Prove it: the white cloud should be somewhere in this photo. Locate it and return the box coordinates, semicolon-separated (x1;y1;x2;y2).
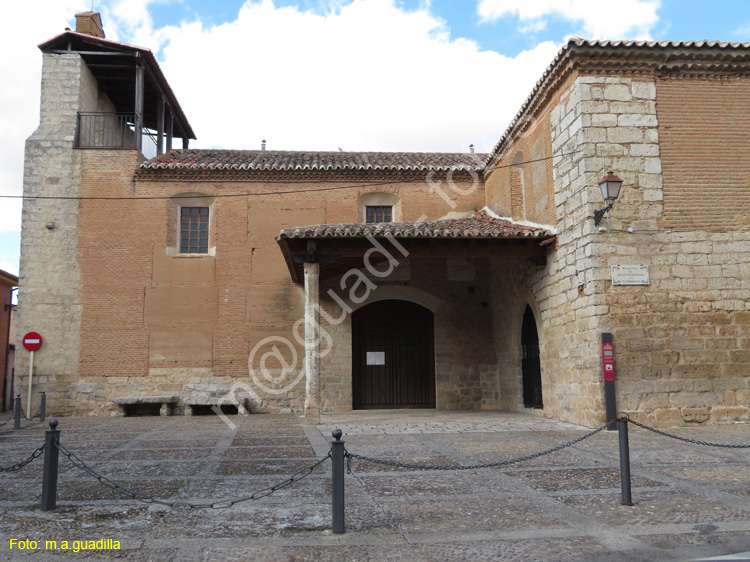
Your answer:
477;0;661;40
0;260;19;278
0;0;562;244
733;22;750;39
157;0;559;153
0;1;91;233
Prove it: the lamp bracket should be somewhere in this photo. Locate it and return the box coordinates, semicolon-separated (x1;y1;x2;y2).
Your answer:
594;201;616;226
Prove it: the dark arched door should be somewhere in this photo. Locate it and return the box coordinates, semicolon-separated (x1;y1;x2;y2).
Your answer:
352;300;435;409
522;305;543;409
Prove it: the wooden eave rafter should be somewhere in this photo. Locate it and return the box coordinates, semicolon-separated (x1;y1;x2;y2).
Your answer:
277;236;551;284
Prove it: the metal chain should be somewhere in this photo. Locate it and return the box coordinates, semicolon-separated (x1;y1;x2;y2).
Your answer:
56;441;332;509
0;443;46;473
345;423;610;473
626;418;750;449
22;407;42;422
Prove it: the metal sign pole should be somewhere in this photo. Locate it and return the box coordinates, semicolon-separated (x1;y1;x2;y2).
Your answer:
22;333;43;420
27;350;34;421
602;333;617;430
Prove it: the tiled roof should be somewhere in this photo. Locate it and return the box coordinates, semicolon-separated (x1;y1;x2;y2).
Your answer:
491;38;750;160
141;149;489;172
568;38;750;49
277;210;554;240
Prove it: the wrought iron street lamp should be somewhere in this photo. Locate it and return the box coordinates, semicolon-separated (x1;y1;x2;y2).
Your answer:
594;171;624;226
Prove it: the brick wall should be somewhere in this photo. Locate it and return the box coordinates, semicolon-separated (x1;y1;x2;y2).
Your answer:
0;281;14;410
657;76;750;230
70;160;486;414
485;82;561;226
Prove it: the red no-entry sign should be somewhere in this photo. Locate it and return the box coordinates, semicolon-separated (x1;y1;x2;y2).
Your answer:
22;332;43;352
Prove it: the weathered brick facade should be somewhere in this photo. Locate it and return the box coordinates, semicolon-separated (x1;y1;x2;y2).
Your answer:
16;23;750;426
1;270;17;412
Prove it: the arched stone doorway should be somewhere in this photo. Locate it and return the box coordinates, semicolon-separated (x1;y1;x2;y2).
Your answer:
522;304;543;409
352;299;435;409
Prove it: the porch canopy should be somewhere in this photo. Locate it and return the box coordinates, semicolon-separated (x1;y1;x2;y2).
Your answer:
276;209;556;284
276;210;556;419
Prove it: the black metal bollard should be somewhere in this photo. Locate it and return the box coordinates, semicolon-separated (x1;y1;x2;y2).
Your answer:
618;418;633;506
331;429;345;534
40;392;46;423
13;394;21;430
41;419;60;512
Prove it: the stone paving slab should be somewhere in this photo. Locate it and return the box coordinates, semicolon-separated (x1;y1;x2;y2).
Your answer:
0;410;749;561
507;467;662;491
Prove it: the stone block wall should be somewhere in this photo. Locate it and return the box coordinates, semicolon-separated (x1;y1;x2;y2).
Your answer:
319;257;498;412
16;54;94;416
603;75;750;425
535;72;750;426
487;258;547;413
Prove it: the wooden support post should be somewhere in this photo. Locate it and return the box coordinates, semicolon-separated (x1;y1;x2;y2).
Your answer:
156;97;165;156
166;108;173;152
134;63;145;152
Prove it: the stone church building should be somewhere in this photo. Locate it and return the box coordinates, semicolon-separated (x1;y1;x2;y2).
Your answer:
16;12;750;426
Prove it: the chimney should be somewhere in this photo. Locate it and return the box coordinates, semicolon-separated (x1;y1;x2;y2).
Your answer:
261;139;266;151
469;144;475;153
75;12;105;38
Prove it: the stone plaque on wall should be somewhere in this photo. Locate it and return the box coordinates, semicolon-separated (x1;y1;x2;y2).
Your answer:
611;265;650;286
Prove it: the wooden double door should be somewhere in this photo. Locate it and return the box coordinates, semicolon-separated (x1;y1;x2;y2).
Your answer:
352;300;436;409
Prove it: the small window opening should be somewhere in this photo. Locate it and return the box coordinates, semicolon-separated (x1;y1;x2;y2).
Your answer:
366;205;392;223
180;207;209;253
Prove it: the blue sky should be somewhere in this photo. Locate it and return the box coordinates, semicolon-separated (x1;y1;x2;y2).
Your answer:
0;0;749;278
144;0;750;55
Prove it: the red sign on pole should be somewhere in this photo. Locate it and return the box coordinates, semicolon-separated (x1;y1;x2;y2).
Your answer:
22;332;43;352
602;341;615;382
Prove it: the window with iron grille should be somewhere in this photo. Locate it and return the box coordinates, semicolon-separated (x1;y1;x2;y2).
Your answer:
180;207;209;253
365;205;392;223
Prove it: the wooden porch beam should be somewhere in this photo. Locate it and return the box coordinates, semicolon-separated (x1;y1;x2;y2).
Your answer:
286;238;549;259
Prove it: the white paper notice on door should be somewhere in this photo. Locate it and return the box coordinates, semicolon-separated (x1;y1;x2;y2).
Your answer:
366;351;385;365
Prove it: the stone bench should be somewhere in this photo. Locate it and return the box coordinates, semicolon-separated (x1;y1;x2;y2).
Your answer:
183;398;251;416
112;395;178;417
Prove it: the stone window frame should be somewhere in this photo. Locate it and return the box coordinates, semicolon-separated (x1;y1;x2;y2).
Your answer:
166;193;216;257
359;192;402;223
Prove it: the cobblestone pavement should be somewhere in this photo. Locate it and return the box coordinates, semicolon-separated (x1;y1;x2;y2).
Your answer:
0;410;748;561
